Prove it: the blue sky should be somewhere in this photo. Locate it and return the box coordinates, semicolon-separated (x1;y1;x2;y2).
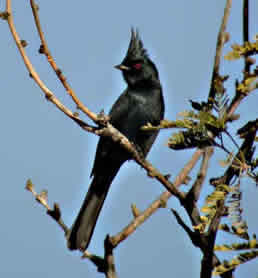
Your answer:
0;1;257;277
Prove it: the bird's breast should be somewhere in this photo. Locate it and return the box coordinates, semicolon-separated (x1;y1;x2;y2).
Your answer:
129;90;162;118
129;91;147;106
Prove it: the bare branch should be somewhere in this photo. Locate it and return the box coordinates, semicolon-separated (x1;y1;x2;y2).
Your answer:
25;180;69;235
171;209;200;248
104;236;118;278
186;147;214;205
243;0;250;75
178;147;213;228
208;0;232;102
29;0;97;121
26;179;118;278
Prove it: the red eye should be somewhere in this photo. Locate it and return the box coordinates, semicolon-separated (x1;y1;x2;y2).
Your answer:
133;63;142;70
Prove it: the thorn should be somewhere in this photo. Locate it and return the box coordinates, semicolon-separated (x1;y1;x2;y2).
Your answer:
131;204;141;218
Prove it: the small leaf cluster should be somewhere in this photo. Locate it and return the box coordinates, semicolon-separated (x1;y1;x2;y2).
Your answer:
168;99;227;150
224;41;258;61
213;249;258;276
215;235;258;251
194;184;230;233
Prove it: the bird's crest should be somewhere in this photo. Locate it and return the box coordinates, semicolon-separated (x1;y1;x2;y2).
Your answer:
125;28;148;61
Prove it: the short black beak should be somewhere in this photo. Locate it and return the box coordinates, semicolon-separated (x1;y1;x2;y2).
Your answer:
114;64;130;71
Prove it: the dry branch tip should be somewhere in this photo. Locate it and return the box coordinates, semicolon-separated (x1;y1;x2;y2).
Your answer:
0;11;10;20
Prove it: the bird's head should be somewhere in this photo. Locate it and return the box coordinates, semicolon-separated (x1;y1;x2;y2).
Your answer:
115;29;160;88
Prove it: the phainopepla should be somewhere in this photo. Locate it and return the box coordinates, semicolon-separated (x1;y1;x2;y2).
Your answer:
67;29;165;251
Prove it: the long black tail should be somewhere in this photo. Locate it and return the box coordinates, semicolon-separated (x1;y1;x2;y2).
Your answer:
67;164;122;251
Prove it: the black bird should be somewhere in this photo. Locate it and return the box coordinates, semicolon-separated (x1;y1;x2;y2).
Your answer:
67;29;165;251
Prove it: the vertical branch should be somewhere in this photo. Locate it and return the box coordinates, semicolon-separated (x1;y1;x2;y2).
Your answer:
243;0;250;74
208;0;232;102
186;147;213;205
200;201;225;278
104;236;118;278
227;0;252;116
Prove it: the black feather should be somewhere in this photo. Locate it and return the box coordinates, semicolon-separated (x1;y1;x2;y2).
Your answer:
67;29;165;251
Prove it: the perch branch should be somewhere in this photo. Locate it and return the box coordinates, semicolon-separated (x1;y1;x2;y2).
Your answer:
5;0;183;198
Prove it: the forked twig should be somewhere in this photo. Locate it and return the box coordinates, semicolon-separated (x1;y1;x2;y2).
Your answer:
30;0;97;121
26;179;118;277
25;180;69;235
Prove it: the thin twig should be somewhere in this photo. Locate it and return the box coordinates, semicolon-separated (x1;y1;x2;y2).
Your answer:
186;147;214;204
227;0;253;116
25;180;69;235
30;0;97;121
226;92;246;116
208;0;232;102
243;0;250;75
211;124;257;187
171;209;200;247
224;130;240;149
6;0;80;122
26;179;117;278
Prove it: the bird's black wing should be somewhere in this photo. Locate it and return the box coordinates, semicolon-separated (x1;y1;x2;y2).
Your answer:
91;89;130;177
